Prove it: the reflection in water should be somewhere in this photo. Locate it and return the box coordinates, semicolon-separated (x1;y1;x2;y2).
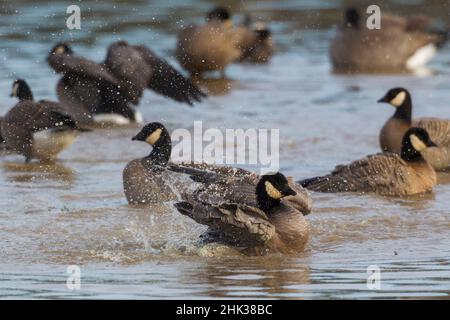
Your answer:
2;161;75;185
193;76;236;96
186;256;311;298
436;171;450;185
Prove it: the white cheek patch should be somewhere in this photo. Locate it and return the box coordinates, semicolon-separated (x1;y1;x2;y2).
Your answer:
410;134;427;152
146;128;162;145
390;91;406;107
11;83;19;97
55;46;66;54
265;181;283;199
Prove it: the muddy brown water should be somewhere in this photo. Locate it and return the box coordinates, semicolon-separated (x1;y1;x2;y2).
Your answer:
0;0;450;298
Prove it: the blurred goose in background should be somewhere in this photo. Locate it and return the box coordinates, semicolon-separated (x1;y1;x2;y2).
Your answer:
378;88;450;171
176;6;241;77
1;79;89;162
299;128;437;196
174;172;311;255
235;15;274;63
47;42;205;125
105;41;206;105
330;8;447;74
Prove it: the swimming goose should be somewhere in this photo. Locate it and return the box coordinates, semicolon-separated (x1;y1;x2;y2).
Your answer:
122;122;234;205
174;172;310;255
167;163;312;215
123;122;312;212
378;87;450;171
47;43;205;125
123;122;176;204
330;8;447;73
299;128;437;196
1;79;88;162
176;6;241;77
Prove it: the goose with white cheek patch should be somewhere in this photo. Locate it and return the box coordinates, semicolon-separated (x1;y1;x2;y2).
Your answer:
122;122;237;205
299;128;437;196
378;87;450;171
330;8;447;74
1;79;89;162
123;122;176;205
174;172;311;255
235;18;274;63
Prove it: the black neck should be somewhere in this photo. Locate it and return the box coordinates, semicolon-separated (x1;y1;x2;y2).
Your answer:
144;133;172;166
18;87;33;101
257;196;280;212
256;182;281;212
393;96;412;123
345;10;360;28
401;142;424;162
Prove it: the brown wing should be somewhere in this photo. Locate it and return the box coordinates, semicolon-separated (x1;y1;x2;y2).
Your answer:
174;200;275;247
169;163;312;215
133;45;206;105
49;52;138;113
415;118;450;146
5;101;76;132
168;162;258;184
283;177;313;215
104;41;151;105
169;162;311;214
38;99;92;126
300;153;412;195
48;53;119;85
1;101;78;154
415;118;450;170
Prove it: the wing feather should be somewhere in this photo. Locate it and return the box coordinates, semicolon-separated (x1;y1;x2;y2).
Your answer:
133;45;206;105
300;153;411;195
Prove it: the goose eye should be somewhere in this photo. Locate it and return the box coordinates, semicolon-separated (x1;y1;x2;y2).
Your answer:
55;46;65;54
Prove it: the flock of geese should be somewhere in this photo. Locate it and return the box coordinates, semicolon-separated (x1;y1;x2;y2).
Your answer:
1;7;450;255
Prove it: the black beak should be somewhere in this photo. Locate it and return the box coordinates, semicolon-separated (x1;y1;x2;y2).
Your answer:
281;186;297;197
377;95;389;103
131;132;146;141
428;140;438;148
